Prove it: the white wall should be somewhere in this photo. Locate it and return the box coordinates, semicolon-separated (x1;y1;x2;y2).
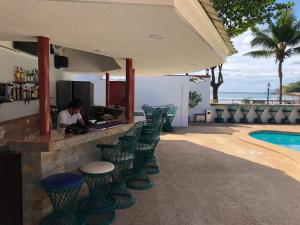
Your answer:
135;76;189;127
188;77;210;121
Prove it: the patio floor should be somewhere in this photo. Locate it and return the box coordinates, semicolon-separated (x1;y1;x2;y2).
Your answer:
114;123;300;225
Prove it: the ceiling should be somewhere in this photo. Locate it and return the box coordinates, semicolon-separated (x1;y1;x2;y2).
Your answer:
0;0;233;76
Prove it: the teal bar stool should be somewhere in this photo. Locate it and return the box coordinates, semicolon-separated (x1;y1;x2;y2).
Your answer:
214;108;224;123
97;122;144;209
227;104;239;123
268;106;280;123
296;109;300;123
79;161;115;225
127;114;163;190
254;105;265;123
145;115;164;175
282;106;293;124
240;105;251;123
163;104;177;132
40;172;87;225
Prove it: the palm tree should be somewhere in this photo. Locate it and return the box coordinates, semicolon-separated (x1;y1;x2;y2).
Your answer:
244;10;300;104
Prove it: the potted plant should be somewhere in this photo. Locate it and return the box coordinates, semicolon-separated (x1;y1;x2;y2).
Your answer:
189;91;202;121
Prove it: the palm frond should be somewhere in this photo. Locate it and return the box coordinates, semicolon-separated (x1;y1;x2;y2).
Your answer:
285;48;293;58
294;46;300;54
244;50;275;58
250;31;277;49
287;33;300;46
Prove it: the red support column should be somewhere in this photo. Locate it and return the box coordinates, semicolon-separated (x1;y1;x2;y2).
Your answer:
38;36;51;135
105;73;110;107
131;68;135;115
126;58;133;122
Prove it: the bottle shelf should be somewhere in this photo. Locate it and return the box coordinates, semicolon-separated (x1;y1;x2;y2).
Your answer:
0;98;39;104
12;81;39;85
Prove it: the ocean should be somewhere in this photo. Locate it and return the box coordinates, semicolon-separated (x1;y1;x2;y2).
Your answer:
217;92;297;103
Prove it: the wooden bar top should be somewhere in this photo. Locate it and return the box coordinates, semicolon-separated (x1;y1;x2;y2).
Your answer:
9;123;133;152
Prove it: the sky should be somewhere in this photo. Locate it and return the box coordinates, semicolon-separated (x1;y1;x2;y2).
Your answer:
219;0;300;93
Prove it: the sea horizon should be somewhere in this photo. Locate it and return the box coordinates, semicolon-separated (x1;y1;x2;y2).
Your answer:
215;91;297;101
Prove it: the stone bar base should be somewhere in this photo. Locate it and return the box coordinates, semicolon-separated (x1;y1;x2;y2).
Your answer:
11;124;132;225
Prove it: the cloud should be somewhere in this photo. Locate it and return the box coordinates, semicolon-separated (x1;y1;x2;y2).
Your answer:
219;31;300;92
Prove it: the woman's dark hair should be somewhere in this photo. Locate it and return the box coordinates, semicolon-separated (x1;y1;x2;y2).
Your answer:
65;98;84;110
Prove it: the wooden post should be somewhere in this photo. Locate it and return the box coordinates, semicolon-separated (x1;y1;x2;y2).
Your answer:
131;68;135;115
106;73;110;107
126;58;133;122
37;36;51;135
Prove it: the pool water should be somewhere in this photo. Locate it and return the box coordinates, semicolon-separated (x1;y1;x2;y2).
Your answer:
250;131;300;152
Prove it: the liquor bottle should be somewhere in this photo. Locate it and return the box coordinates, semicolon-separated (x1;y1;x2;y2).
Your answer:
35;69;39;83
11;85;15;100
15;67;20;83
15;85;19;100
35;85;39;98
14;85;17;100
26;71;29;82
29;71;33;82
30;87;34;99
23;86;27;100
19;85;23;100
19;67;23;83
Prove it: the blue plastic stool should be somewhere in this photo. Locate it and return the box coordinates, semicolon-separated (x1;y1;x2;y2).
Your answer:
40;172;87;225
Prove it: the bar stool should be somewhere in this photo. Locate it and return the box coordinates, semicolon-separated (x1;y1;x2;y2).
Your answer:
282;106;293;124
97;122;143;209
79;161;115;225
163;104;177;132
214;109;224;123
40;172;87;225
268;106;280;123
296;109;300;123
240;105;251;123
254;106;265;123
145;114;164;175
227;104;239;123
127;117;163;190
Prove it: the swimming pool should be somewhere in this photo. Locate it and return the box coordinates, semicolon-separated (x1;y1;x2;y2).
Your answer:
250;131;300;152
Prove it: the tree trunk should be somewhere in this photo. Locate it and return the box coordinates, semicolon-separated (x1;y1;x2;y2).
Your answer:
212;85;219;101
210;65;223;102
278;60;283;104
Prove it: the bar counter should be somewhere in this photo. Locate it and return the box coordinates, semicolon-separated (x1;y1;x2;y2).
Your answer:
9;123;133;152
6;122;135;225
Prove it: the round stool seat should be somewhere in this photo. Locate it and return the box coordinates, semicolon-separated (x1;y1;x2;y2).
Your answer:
80;161;115;174
41;172;84;190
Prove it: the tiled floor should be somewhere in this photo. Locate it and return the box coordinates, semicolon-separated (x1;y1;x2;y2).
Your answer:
114;123;300;225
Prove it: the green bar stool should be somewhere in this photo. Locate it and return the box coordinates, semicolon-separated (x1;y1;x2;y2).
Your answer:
142;104;154;115
268;106;280;123
296;109;300;124
145;115;164;175
97;122;144;209
282;106;293;124
127;116;163;190
227;104;239;123
214;108;224;123
79;161;115;225
163;104;177;132
40;172;87;225
254;105;265;123
240;105;251;123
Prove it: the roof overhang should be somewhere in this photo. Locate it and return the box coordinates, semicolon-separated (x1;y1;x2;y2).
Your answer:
0;0;235;75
